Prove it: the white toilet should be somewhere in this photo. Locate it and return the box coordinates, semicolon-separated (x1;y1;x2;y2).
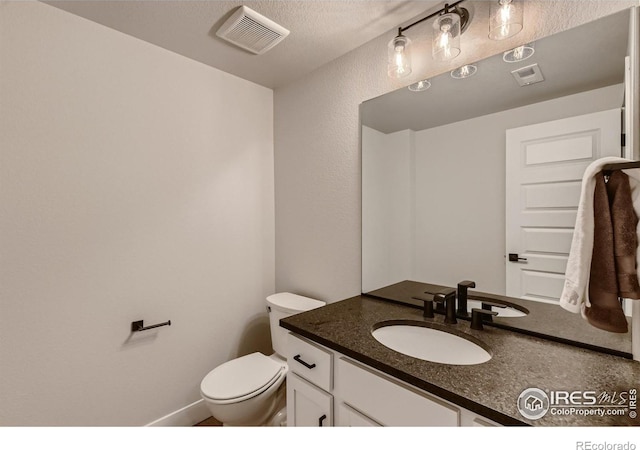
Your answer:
200;292;325;426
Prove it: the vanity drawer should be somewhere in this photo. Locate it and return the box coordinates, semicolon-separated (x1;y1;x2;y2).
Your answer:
336;357;459;426
287;333;333;392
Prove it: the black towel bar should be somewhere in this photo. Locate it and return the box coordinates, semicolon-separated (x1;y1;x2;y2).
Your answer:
602;161;640;175
131;320;171;332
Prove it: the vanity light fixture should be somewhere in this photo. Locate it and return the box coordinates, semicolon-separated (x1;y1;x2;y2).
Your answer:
388;33;412;78
489;0;523;40
408;79;432;91
503;43;534;63
387;0;471;78
432;7;465;61
450;64;477;79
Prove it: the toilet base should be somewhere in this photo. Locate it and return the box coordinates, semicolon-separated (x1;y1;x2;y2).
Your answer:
268;384;287;426
212;379;287;426
270;406;286;427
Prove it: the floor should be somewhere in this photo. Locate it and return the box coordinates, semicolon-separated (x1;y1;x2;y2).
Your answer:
194;416;222;426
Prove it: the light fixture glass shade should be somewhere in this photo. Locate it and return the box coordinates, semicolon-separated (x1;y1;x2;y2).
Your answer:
451;64;477;79
408;79;431;92
388;34;412;78
489;0;523;40
432;12;461;61
503;43;534;62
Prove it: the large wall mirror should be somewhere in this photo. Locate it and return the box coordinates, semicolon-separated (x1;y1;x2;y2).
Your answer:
361;8;638;357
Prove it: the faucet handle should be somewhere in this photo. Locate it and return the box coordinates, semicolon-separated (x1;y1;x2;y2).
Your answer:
470;308;498;330
432;288;457;324
411;296;435;318
431;287;456;303
478;300;507;321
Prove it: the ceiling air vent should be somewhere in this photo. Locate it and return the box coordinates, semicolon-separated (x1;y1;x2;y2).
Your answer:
216;6;290;55
511;63;545;87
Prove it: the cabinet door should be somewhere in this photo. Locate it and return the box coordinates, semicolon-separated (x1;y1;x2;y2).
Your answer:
338;403;382;427
287;373;333;427
459;409;500;427
336;357;460;426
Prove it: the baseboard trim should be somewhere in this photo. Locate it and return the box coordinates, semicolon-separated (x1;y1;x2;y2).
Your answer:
145;399;211;427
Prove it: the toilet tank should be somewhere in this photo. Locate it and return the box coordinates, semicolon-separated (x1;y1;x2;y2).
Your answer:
267;293;325;357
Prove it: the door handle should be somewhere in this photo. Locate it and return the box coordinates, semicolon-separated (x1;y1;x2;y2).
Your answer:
318;414;327;427
508;253;527;262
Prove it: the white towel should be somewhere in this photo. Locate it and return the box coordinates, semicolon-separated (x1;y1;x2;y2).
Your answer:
560;157;640;314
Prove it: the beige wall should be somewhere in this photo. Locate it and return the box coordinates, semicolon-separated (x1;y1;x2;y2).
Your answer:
274;0;637;303
0;2;274;425
362;127;413;293
412;85;624;294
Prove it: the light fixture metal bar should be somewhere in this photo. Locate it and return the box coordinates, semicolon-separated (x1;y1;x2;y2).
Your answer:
398;0;467;34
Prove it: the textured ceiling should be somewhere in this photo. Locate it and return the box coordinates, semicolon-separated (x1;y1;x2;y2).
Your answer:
45;0;439;89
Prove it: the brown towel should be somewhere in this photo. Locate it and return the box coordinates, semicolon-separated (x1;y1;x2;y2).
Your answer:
585;170;639;333
608;170;640;299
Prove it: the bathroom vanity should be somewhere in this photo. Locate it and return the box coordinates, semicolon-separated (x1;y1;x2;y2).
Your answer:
280;294;640;426
285;327;501;427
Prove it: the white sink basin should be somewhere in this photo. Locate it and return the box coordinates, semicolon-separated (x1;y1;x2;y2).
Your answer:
467;300;527;317
372;323;491;365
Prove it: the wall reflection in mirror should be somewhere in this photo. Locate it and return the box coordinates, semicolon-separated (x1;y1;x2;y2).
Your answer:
361;9;636;356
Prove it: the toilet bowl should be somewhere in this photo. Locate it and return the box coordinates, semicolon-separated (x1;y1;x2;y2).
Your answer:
200;353;287;426
200;293;325;426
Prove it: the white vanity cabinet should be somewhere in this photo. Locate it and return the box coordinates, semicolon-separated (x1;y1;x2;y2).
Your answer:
286;334;334;426
286;332;501;427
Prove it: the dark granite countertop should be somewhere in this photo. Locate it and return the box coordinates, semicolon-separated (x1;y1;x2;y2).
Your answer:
367;280;632;358
280;294;640;426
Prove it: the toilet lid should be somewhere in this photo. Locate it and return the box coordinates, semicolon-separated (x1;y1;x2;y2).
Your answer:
266;292;325;314
200;353;286;401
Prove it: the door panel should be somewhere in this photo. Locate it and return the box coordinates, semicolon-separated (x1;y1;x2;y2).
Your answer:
506;109;622;302
522;228;573;254
521;270;566;301
524;133;597;165
523;182;581;209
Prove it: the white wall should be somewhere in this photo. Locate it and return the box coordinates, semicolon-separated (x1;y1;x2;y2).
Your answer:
274;1;636;303
0;2;274;426
361;127;413;292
